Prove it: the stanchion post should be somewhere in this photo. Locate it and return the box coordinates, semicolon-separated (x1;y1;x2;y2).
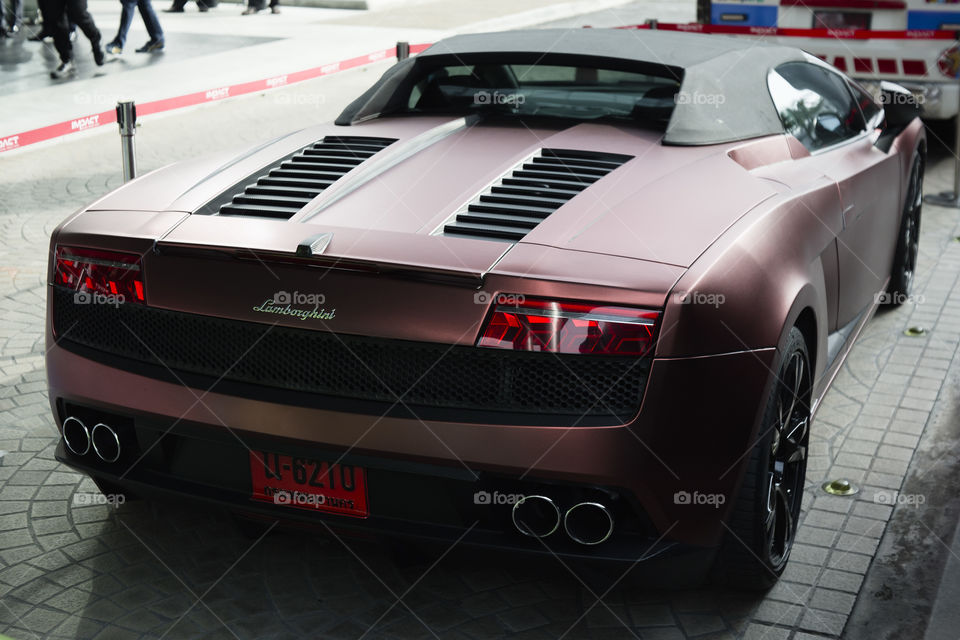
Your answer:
396;41;410;61
116;100;137;183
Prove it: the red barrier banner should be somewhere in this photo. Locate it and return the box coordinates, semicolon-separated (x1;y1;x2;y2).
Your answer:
1;44;432;154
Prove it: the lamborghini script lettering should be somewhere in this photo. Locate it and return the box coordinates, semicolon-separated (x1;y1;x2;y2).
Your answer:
252;299;336;321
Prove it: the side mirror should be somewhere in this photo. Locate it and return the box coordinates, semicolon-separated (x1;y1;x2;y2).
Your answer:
875;81;921;153
880;81;921;129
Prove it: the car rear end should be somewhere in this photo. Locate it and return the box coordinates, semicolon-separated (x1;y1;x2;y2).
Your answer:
45;154;785;563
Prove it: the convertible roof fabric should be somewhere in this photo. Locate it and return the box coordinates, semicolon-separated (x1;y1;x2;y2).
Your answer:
336;28;810;146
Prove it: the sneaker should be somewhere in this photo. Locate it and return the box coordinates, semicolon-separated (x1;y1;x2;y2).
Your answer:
241;7;259;14
270;5;280;13
105;41;121;54
198;5;208;11
27;30;50;41
50;60;75;79
135;39;164;52
92;45;105;65
162;5;183;10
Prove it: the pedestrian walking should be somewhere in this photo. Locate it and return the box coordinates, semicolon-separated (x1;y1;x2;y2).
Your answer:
41;0;104;78
241;0;278;15
2;0;22;34
104;0;164;54
163;0;215;12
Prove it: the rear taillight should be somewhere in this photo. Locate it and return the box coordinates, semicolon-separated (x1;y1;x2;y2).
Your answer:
55;246;146;305
477;298;659;356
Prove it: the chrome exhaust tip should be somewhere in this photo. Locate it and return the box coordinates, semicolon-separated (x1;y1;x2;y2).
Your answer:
91;423;121;463
564;502;614;546
512;495;560;538
62;417;90;456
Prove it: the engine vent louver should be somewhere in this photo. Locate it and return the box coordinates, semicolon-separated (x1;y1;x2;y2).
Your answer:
218;135;397;219
442;148;633;243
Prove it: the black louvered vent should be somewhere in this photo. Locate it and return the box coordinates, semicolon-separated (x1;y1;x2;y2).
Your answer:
442;148;633;242
218;136;397;219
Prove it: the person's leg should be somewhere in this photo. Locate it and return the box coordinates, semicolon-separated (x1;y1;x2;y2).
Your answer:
44;0;70;59
64;0;103;64
111;0;135;48
8;0;23;30
136;0;162;43
45;0;74;75
241;0;263;15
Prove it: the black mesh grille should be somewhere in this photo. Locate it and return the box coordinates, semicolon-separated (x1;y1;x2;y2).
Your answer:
443;148;633;242
218;136;397;219
52;288;648;422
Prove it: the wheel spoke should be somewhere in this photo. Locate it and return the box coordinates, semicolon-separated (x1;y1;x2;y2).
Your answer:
765;472;777;532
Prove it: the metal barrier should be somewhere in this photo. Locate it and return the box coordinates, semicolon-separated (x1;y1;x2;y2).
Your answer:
116;101;137;182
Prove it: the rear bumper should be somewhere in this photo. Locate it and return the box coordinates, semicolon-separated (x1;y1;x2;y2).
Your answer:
47;335;777;553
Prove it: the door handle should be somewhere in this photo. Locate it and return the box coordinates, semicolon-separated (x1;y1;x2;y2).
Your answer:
842;204;857;227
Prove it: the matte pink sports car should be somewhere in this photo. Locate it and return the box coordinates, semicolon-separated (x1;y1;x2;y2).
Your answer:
47;29;924;588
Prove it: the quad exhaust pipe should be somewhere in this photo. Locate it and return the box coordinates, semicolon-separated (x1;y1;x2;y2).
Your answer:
62;417;91;456
510;495;614;545
512;495;560;538
564;502;614;546
62;417;121;463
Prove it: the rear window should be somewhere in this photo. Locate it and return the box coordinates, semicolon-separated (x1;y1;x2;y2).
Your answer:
398;62;681;128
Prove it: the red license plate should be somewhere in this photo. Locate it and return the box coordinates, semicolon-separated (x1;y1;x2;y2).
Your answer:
249;451;369;518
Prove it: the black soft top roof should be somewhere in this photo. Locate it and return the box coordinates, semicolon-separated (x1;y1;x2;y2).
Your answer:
336;28;812;146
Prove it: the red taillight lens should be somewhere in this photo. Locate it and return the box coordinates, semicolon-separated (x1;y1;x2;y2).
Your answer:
477;298;659;356
55;246;146;304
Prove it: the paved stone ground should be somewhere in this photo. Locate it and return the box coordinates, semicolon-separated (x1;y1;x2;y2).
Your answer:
2;54;960;640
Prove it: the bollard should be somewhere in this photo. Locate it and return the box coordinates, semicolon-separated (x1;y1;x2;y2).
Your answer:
396;41;410;61
116;100;137;183
924;111;960;208
696;0;711;25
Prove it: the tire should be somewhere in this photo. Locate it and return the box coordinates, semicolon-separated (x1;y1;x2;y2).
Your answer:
885;153;923;306
711;327;811;590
